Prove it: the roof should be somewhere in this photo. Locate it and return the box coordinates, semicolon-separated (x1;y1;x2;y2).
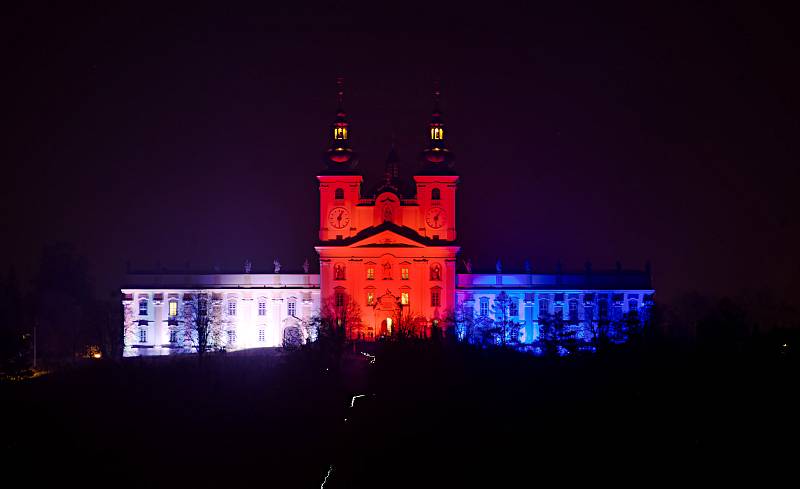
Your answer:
317;221;456;247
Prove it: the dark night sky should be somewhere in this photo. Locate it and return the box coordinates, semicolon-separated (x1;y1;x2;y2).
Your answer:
2;2;798;305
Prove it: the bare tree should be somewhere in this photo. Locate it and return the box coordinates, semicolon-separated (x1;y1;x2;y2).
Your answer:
182;293;223;359
392;303;427;340
492;291;512;347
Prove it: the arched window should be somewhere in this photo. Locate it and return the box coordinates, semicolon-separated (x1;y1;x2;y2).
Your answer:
431;188;441;200
335;188;344;200
430;263;441;281
138;299;148;316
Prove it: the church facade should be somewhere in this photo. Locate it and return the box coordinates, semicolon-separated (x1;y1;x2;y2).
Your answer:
121;84;654;355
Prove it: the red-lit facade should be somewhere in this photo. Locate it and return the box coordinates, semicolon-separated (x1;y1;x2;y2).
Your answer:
315;84;459;339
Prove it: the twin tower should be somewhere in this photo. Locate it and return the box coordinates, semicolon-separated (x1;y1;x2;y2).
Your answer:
315;81;460;338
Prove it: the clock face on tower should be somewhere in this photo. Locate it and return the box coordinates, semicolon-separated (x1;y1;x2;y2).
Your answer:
328;207;350;229
425;207;446;229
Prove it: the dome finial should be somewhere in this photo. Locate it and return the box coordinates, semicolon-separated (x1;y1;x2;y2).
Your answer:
433;77;441;112
336;76;345;111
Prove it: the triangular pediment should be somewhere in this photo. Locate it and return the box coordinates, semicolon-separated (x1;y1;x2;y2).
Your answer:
317;221;456;249
350;229;427;248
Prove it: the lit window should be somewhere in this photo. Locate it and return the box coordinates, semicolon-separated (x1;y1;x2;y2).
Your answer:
227;330;236;344
509;301;518;316
169;331;177;343
431;127;444;140
431;289;441;307
366;267;375;280
431;188;441;200
401;292;409;305
258;301;267;316
138;299;148;316
480;297;489;316
227;301;237;316
139;329;147;343
168;300;178;317
401;268;409;280
367;292;375;305
569;300;579;322
258;329;265;342
288;300;296;317
334;126;347;140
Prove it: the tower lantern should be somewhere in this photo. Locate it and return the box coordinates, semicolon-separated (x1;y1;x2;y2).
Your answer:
324;77;358;170
419;81;455;172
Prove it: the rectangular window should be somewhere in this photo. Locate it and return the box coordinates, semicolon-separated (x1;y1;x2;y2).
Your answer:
168;301;178;317
509;301;518;316
199;299;207;315
169;331;177;343
569;301;579;322
139;300;148;316
539;299;549;317
554;305;563;319
258;329;265;342
480;298;489;316
139;329;147;343
227;330;236;344
367;267;375;280
335;293;344;307
367;292;375;305
401;292;409;305
431;289;441;307
288;301;296;317
258;301;267;316
228;301;237;316
598;300;609;319
401;268;409;280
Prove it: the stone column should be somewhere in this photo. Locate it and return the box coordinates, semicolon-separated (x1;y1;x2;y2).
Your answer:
525;303;536;343
153;300;164;354
272;296;283;347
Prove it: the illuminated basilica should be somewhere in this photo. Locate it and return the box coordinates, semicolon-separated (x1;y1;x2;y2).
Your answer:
122;83;654;355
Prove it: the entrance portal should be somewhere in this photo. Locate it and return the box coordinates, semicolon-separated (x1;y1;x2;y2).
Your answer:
380;317;393;336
